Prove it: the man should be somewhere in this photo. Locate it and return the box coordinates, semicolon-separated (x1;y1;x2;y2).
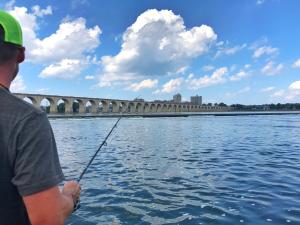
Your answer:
0;10;81;225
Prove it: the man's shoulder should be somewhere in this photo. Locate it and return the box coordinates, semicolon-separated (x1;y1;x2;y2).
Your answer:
0;89;45;121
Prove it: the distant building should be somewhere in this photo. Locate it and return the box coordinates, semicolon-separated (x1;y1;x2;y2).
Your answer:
173;93;181;103
191;95;202;105
134;98;144;102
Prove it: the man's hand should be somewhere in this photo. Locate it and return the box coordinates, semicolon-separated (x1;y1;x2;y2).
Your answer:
23;181;81;225
62;181;81;212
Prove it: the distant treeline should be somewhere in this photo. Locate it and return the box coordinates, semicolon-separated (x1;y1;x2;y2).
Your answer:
229;103;300;111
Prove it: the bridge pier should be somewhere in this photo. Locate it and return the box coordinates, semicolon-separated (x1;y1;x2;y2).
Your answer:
50;104;57;114
64;99;73;114
90;100;99;113
101;100;109;113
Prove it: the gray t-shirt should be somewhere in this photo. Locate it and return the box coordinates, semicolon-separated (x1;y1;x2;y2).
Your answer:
0;87;64;224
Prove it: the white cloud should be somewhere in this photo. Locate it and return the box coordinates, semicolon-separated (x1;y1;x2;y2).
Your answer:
176;66;188;74
289;81;300;90
215;43;247;58
216;41;224;47
11;76;26;92
129;79;158;91
97;72;138;87
268;81;300;101
31;5;52;17
260;86;275;92
4;0;15;10
256;0;266;5
261;61;283;76
161;77;184;93
244;64;251;69
225;86;251;98
187;73;194;80
85;75;95;80
71;0;90;9
31;18;101;63
153;89;161;94
202;65;214;72
98;9;217;87
8;5;101;64
285;91;300;101
39;59;85;79
292;59;300;68
230;70;251;81
271;89;285;97
253;46;278;58
188;67;228;89
35;88;50;94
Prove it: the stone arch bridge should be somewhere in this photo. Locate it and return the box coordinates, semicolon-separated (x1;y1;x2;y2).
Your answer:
13;93;228;114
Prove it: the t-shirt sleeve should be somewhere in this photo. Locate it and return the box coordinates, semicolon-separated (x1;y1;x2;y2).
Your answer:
11;111;65;196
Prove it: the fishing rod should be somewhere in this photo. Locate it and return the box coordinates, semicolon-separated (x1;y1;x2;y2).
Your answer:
77;116;122;182
73;116;122;212
74;97;140;211
73;94;143;212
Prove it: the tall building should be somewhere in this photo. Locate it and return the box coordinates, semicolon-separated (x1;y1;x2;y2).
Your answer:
191;95;202;105
173;93;181;103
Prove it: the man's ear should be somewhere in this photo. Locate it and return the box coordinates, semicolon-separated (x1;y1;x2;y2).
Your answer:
16;47;25;63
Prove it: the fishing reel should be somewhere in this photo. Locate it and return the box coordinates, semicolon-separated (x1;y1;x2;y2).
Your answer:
73;199;81;212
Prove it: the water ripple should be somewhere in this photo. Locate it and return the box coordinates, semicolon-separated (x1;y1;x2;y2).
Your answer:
51;115;300;225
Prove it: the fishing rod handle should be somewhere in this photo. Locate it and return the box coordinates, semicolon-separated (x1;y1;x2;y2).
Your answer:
73;199;81;212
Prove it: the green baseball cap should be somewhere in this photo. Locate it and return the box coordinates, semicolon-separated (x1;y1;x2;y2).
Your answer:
0;10;23;46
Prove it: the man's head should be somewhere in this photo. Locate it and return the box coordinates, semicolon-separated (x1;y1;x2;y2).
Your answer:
0;10;25;86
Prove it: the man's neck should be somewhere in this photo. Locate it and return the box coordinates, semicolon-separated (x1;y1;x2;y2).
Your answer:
0;83;9;91
0;67;12;90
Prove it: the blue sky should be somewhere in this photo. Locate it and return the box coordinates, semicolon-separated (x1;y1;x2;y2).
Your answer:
2;0;300;104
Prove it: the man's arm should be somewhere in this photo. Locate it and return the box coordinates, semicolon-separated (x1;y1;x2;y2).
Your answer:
23;181;80;225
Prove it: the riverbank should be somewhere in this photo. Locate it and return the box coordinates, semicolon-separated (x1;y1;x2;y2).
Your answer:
47;111;300;119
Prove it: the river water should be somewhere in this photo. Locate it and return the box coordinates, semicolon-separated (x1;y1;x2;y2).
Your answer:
50;115;300;225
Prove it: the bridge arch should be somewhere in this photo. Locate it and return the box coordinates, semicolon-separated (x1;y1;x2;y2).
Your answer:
72;99;86;113
161;104;167;112
99;100;109;113
156;104;162;112
84;100;97;113
143;103;150;113
173;104;177;112
23;96;38;107
119;102;127;113
136;102;143;113
88;100;98;113
110;101;119;113
128;102;135;113
56;98;70;113
178;105;185;112
150;103;156;113
40;98;56;113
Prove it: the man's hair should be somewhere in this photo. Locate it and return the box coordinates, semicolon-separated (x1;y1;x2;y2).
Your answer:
0;25;19;65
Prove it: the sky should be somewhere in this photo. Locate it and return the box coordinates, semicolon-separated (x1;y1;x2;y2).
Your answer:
1;0;300;105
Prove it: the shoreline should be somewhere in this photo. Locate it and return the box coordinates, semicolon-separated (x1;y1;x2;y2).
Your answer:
47;111;300;119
